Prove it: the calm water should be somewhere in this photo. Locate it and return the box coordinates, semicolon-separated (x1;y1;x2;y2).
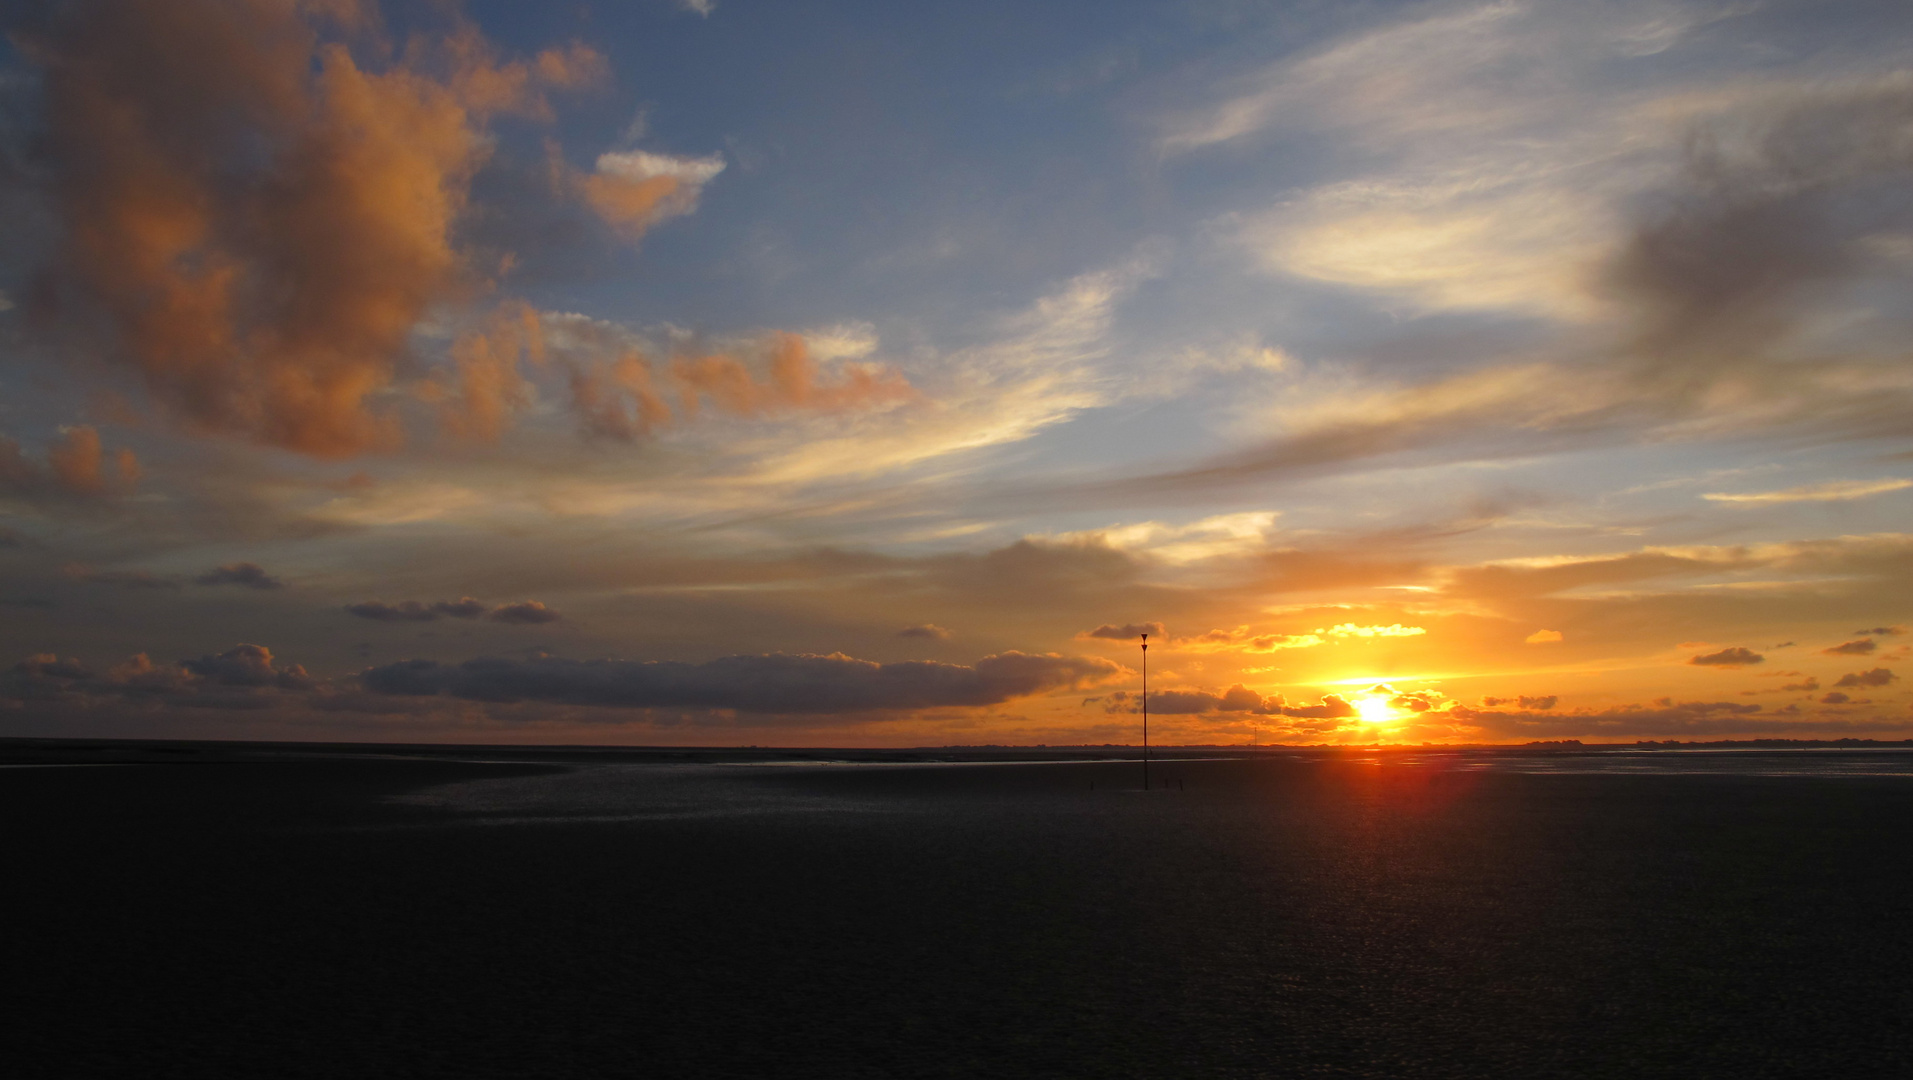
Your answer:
6;744;1913;1077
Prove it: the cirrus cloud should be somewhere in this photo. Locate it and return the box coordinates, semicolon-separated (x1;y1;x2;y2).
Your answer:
1702;479;1913;505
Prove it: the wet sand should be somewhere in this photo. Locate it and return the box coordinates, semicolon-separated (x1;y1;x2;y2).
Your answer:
6;741;1913;1077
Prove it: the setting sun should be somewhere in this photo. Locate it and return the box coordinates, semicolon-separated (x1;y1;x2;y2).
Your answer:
1354;696;1398;724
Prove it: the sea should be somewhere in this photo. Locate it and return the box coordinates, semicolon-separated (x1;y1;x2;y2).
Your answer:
5;740;1911;1078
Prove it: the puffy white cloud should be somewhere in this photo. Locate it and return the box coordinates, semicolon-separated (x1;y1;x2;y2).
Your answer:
595;149;726;186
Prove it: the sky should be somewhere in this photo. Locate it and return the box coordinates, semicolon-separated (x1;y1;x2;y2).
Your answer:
2;0;1912;746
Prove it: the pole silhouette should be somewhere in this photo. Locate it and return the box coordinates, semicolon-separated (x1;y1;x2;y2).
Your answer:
1141;632;1149;790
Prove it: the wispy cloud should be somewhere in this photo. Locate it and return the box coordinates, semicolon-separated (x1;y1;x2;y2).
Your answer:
1045;512;1280;565
1164;0;1735;318
1702;479;1913;504
1096;2;1913;510
679;259;1151;491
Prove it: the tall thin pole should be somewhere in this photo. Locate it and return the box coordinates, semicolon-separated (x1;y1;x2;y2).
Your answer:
1141;632;1149;790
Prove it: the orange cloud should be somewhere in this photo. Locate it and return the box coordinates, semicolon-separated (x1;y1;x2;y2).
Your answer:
27;1;599;457
423;303;546;443
569;351;675;442
438;24;606;118
579;172;687;235
47;426;107;494
566;148;725;240
570;351;669;439
1481;695;1557;709
0;427;139;498
1320;622;1425;639
670;333;918;420
1174;626;1324;652
539;323;918;443
1169;621;1422;654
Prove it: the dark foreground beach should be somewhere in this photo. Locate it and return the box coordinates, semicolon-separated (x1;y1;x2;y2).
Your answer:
6;741;1913;1078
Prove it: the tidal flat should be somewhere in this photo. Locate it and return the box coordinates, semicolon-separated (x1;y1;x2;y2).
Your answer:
5;741;1912;1078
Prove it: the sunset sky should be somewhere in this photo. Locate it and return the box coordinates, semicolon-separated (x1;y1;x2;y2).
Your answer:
3;0;1912;745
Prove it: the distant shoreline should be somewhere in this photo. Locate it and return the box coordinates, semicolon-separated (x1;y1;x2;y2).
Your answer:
6;734;1913;769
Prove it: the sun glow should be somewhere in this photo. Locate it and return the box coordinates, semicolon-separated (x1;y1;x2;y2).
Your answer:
1353;696;1398;724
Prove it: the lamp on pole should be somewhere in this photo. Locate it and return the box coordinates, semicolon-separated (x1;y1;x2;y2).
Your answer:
1141;632;1149;791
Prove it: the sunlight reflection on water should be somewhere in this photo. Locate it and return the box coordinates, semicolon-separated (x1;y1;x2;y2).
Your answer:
1358;748;1913;777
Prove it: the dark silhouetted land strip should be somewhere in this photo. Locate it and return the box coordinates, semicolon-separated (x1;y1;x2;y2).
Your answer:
5;739;1913;1078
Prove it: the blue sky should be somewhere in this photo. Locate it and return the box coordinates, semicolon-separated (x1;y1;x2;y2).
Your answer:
3;0;1912;744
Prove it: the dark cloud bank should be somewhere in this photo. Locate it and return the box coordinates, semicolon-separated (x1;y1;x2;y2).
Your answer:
1690;647;1763;668
6;642;1905;736
1081;622;1166;641
361;651;1122;714
347;598;560;624
4;644;311;711
61;560;287;590
195;562;284;590
6;644;1124;720
1099;686;1357;721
